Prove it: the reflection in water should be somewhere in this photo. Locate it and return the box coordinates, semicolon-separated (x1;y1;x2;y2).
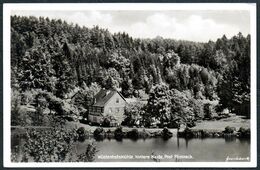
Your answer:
185;138;188;148
239;138;251;145
12;135;250;162
224;136;236;143
95;137;250;162
177;136;179;149
179;137;192;149
129;138;138;142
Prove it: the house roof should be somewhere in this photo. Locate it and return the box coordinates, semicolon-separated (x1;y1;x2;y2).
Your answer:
71;90;82;99
92;89;126;107
125;97;138;103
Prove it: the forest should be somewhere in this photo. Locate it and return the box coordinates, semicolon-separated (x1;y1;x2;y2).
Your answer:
11;15;250;128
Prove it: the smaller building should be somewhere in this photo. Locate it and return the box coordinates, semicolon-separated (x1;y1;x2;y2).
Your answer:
88;89;127;126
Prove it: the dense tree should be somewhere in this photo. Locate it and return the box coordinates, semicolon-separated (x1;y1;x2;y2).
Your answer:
217;33;250;116
123;102;145;126
121;78;134;98
17;44;55;92
170;89;195;126
11;15;251;119
146;84;172;126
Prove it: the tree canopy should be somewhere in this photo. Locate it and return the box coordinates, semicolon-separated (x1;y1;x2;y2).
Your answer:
11;15;250;119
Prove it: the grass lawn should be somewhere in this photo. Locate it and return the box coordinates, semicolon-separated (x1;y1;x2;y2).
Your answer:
191;114;250;131
11;113;250;135
64;121;178;134
65;113;249;133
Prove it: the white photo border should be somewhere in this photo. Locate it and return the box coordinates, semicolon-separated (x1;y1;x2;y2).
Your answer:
3;3;257;168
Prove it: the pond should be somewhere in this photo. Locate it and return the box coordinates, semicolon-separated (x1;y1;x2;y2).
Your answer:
11;133;250;162
76;137;250;162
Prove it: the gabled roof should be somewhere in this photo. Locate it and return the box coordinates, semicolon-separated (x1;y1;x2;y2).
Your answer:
92;89;126;107
71;90;82;99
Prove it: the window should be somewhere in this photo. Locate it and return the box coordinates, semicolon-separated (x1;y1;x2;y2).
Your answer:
116;108;120;113
93;116;97;122
109;108;112;113
116;98;119;103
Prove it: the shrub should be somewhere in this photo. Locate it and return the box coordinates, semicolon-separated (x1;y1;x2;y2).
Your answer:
13;105;34;126
79;117;88;124
114;126;124;141
77;127;86;142
101;118;111;127
139;129;151;139
161;127;173;140
77;143;98;162
183;127;192;133
13;128;98;162
204;103;213;119
123;102;145;127
106;129;114;139
167;121;180;128
238;127;250;138
126;129;139;140
93;127;105;141
200;130;211;138
180;127;193;138
121;117;135;127
238;127;246;134
223;126;236;134
186;120;196;128
190;99;204;119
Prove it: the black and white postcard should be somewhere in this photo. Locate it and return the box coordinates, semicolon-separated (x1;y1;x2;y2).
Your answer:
3;3;257;168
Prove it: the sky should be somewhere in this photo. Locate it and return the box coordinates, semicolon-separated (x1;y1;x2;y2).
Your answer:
11;10;250;42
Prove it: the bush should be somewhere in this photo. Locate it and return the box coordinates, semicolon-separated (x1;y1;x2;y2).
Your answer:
180;127;193;138
139;129;151;139
114;126;124;141
186;120;196;128
121;117;135;127
106;129;114;139
79;118;88;124
204;103;213;119
123;102;145;127
93;128;105;141
190;99;204;119
161;127;173;140
183;127;191;133
223;126;236;134
200;130;211;138
13;105;34;126
101;118;111;127
13;128;98;162
238;127;250;138
238;127;246;134
126;129;139;140
77;143;98;162
77;127;86;142
167;121;180;128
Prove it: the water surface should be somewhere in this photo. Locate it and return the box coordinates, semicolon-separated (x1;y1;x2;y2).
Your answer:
12;134;250;162
76;137;250;162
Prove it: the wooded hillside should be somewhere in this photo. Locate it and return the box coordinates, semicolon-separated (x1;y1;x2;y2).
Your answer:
11;15;250;118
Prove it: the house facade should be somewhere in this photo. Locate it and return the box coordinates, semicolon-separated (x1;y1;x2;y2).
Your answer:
88;89;126;126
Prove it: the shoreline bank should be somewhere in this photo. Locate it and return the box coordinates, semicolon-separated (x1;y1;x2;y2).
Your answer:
11;124;250;140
